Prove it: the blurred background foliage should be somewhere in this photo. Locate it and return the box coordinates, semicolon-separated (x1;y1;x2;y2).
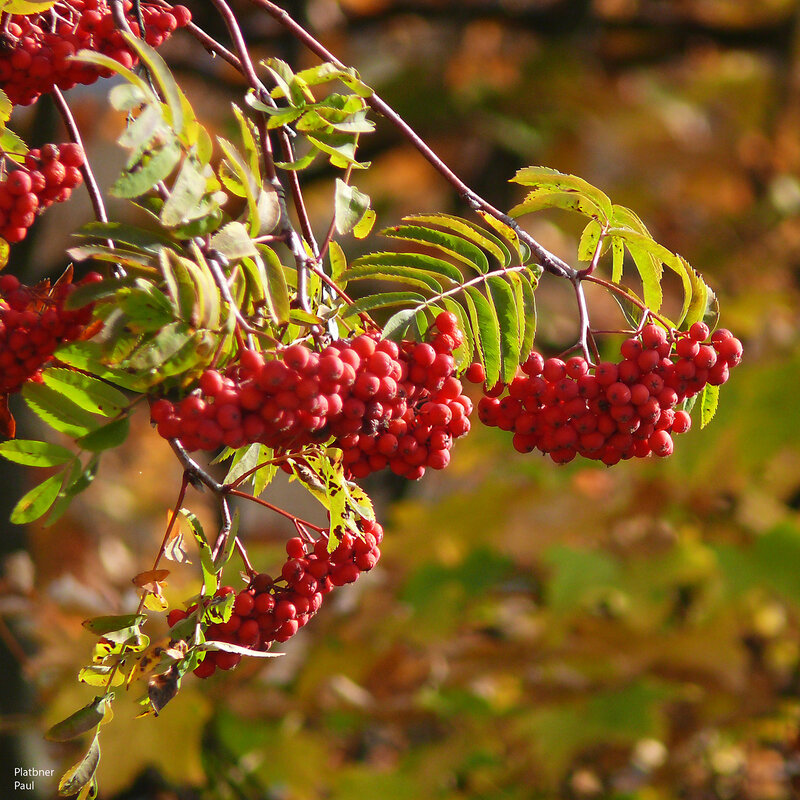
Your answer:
2;0;800;797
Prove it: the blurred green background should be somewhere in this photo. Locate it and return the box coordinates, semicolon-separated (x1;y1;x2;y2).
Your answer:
2;0;800;798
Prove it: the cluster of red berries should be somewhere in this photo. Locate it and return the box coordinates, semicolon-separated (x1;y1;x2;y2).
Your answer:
167;521;383;678
473;322;743;465
0;0;191;106
0;271;101;393
150;313;473;481
0;143;85;244
336;313;472;480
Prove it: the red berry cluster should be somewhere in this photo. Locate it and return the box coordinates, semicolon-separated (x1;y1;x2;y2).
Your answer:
337;312;472;480
150;313;473;481
0;143;85;244
167;521;383;678
474;322;743;465
0;271;101;393
0;0;191;106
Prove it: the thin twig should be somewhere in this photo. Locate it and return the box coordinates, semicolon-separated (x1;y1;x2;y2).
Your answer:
51;88;108;227
582;274;674;329
572;277;594;364
226;488;326;532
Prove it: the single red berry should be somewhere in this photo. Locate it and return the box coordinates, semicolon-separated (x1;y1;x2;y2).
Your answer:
465;362;485;383
233;592;255;616
435;310;459;335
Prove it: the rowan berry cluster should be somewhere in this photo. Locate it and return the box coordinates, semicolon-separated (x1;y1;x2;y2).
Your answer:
150;313;473;480
0;143;85;244
0;271;101;393
474;322;743;465
0;0;191;106
167;521;383;678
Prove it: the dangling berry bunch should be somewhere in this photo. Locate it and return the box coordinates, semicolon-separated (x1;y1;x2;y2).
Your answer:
0;270;102;394
150;312;474;481
474;322;743;465
0;0;191;106
0;143;85;244
167;520;384;678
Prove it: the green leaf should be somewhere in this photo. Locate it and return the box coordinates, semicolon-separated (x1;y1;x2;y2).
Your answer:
57;734;101;797
111;141;182;199
383;224;489;273
353;208;376;239
404;214;512;266
681;255;710;328
577;219;605;262
10;473;62;524
62;276;136;311
382;308;417;341
0;126;28;162
306;132;368;169
517;271;538;363
257;246;291;324
441;297;472;370
334;178;371;235
264;57;308;107
121;32;184;136
620;237;663;312
46;696;112;742
54;342;148;393
46;457;99;528
76;416;130;453
700;383;720;429
464;287;501;387
349;252;463;283
510;188;607;220
340;263;443;293
274;149;319;171
77;666;125;688
210;221;257;260
511;166;613;222
328;241;346;281
120;281;177;332
475;209;529;265
346;291;427;316
41;369;128;417
125;322;194;372
487;276;521;383
67;245;156;271
252;445;277;496
23;383;100;437
231;103;262;179
611;237;625;284
186;244;221;329
224;443;262;485
118;104;170;167
0;439;75;467
75;221;178;253
179;509;216;596
82;614;146;635
217;136;264;237
160;155;210;227
109;82;148;112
